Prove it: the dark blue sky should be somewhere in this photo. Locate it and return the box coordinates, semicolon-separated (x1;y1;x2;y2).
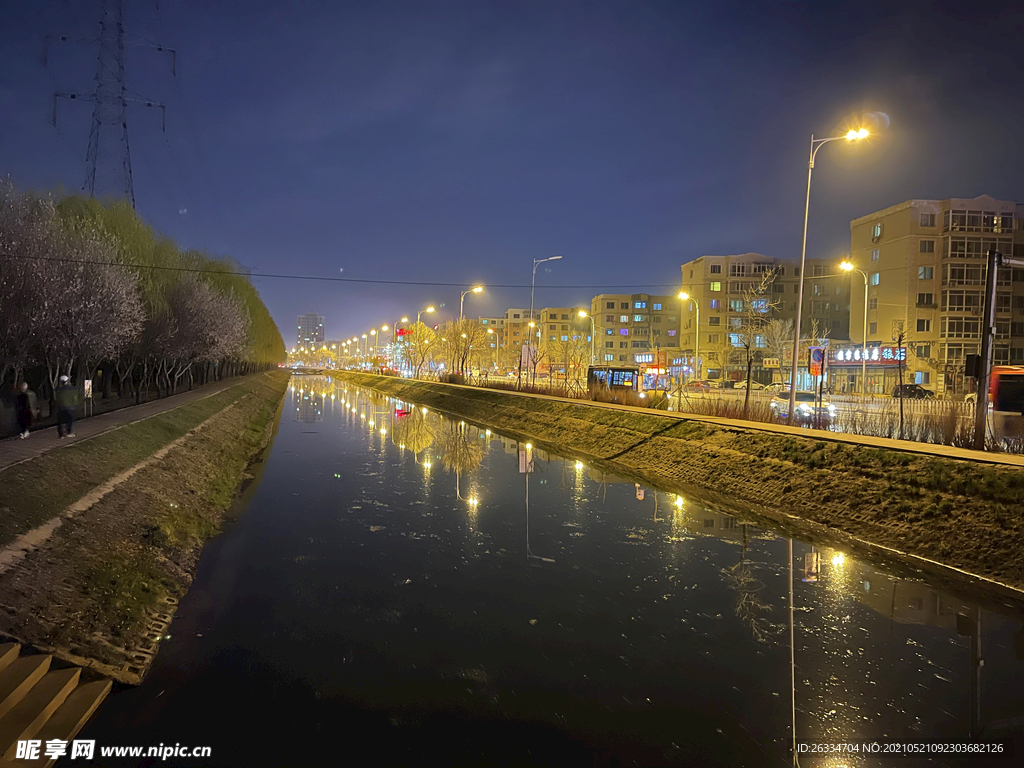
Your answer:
3;0;1022;344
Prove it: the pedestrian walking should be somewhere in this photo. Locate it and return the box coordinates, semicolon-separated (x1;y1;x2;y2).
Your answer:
55;375;80;438
15;382;38;439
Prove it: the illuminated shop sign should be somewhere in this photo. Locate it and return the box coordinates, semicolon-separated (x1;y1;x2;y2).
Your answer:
635;354;654;364
829;346;906;364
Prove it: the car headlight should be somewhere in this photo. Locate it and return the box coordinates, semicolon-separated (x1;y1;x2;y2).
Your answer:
798;404;812;413
827;405;836;414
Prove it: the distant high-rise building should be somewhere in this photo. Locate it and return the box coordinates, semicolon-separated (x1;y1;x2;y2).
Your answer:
297;313;325;347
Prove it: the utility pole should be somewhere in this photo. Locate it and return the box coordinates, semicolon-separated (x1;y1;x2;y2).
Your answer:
49;0;174;208
973;250;1024;450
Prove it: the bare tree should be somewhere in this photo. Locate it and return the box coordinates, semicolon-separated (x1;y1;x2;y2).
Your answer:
736;272;781;413
405;322;436;378
761;318;793;386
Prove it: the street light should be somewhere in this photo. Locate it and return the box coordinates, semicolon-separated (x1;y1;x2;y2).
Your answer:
788;127;871;423
678;292;700;381
522;256;562;387
577;309;595;367
840;261;869;400
530;257;562;324
460;285;484;320
417;306;435;324
392;316;410;371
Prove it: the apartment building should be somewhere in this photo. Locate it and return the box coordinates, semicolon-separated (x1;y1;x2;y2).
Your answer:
848;194;1024;395
589;294;681;365
477;316;505;352
502;308;540;351
296;313;325;347
678;254;850;382
538;307;590;344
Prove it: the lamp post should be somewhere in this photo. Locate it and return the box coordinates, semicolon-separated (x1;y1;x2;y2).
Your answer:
460;285;483;320
678;292;700;380
361;334;368;367
393;317;409;371
530;256;562;324
840;261;869;401
577;309;595;367
521;256;562;388
486;328;503;373
788;127;870;423
417;306;435;324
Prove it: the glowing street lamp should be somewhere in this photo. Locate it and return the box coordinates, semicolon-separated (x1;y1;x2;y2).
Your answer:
577;309;595;366
840;260;869;399
788;126;871;423
460;285;484;320
678;292;700;380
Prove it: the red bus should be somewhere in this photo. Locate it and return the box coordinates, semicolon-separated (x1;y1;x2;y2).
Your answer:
987;366;1024;443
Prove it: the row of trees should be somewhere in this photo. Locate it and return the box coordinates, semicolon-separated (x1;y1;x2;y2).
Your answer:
0;182;285;403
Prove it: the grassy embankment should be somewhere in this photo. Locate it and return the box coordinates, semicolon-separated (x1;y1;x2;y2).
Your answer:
0;372;288;675
338;372;1024;595
0;375;274;545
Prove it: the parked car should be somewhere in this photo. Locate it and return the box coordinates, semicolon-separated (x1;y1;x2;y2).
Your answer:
764;382;786;393
734;380;765;390
892;383;934;399
769;390;837;425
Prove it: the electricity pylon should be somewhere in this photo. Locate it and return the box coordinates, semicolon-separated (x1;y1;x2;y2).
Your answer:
48;0;174;208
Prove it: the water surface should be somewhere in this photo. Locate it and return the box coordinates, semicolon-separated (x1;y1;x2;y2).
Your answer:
78;375;1024;767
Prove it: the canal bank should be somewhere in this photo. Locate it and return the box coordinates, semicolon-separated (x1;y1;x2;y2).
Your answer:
0;371;289;684
335;371;1024;600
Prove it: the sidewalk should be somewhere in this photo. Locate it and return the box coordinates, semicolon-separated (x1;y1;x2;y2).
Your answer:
0;376;259;472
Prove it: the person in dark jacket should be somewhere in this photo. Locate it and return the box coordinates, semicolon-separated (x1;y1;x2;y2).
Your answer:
55;375;79;438
15;382;36;439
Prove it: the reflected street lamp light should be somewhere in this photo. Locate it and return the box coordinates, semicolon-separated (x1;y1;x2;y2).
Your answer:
788;127;871;423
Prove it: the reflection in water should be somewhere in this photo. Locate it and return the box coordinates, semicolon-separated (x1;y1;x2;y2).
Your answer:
81;375;1024;768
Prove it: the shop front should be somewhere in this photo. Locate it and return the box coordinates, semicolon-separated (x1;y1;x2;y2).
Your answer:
827;345;907;395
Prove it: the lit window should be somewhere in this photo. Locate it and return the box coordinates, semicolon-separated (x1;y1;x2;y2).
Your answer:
653;303;662;310
872;223;883;238
870;273;880;286
871;249;879;261
710;282;722;292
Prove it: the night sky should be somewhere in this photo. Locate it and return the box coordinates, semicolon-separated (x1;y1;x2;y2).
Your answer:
2;0;1022;344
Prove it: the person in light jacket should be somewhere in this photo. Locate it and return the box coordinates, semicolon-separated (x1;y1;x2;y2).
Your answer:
55;375;80;438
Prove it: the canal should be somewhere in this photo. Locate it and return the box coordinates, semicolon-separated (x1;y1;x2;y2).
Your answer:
77;375;1024;767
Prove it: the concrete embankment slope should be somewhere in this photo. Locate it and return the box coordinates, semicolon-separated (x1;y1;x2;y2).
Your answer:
337;371;1024;599
0;372;289;685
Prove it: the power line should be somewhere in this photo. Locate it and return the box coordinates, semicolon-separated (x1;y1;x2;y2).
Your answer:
0;252;682;289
